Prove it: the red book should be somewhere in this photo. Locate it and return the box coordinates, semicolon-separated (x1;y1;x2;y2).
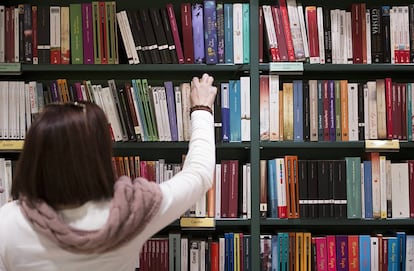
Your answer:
305;6;320;63
180;3;194;63
278;0;296;61
360;3;367;64
98;2;108;64
347;235;359;271
271;5;289;62
166;4;185;64
210;241;219;271
315;236;328;271
382;238;389;271
228;160;239;218
385;78;393;139
220;160;230;218
326;235;337;271
351;3;363;63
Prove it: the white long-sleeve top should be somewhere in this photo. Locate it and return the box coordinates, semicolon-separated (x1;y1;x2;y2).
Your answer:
0;110;215;271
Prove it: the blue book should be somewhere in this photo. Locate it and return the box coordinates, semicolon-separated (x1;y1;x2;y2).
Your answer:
277;232;289;271
328;80;336;141
363;160;373;219
359;235;371;271
271;235;278;271
388;236;400;271
223;3;233;63
163;81;178;141
242;3;249;64
131;79;149;141
192;3;205;63
267;159;278;218
228;232;234;271
293;80;304;142
216;3;225;63
204;0;218;64
229;80;241;142
221;82;230;142
345;156;362;219
396;232;406;271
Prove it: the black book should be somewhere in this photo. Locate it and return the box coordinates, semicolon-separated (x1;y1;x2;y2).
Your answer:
409;4;414;62
125;9;145;63
307;160;319;218
333;160;347;218
139;8;162;64
323;7;332;64
117;86;137;141
149;7;172;64
381;6;391;63
317;160;330;218
357;83;365;141
370;7;383;63
160;7;179;63
108;79;129;142
37;5;50;64
298;160;309;218
302;80;310;141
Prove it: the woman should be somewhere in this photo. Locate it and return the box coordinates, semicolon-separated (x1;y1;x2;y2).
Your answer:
0;73;217;271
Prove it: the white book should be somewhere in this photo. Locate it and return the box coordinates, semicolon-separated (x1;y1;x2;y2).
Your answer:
116;11;135;64
370;237;379;271
376;79;387;139
0;158;6;206
181;237;188;271
22;81;29;138
345;11;353;64
199;240;206;271
379;156;387;219
157;86;172;141
317;7;325;64
347;82;359;141
297;4;309;61
121;10;139;64
269;74;279;141
275;158;287;218
4;159;11;203
0;6;5;63
0;81;6;139
262;5;278;59
149;87;165;141
386;159;392;218
215;163;221;219
195;193;206;217
181;83;192;141
406;235;414;269
174;86;184;141
189;240;200;271
330;9;338;64
27;81;38;116
9;81;18;139
240;76;250;142
391;162;410;218
339;10;346;64
363;84;370;140
390;7;396;64
309;80;318;141
286;0;306;61
219;237;225;271
259;75;269;141
49;6;60;64
232;3;243;64
366;9;372;64
100;86;123;142
402;6;410;63
367;81;378;139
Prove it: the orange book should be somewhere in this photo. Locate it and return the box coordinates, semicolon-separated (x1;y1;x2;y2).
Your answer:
206;167;216;218
295;232;303;271
57;79;70;102
285;155;299;218
123;156;131;177
288;232;296;271
348;235;359;271
210;241;219;271
260;160;268;217
303;232;312;270
340;80;349;141
367;152;381;218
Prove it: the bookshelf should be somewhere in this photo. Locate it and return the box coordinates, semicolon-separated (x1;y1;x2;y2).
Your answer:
2;0;414;269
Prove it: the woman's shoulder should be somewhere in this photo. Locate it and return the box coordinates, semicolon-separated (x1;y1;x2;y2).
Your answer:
0;201;26;232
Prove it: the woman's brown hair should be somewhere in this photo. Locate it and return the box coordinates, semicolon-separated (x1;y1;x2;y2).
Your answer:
11;102;115;207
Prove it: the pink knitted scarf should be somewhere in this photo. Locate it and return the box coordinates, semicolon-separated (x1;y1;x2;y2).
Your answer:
19;176;162;254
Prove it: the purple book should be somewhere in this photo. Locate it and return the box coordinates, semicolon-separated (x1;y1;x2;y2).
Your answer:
328;80;336;141
192;3;205;63
82;3;94;64
203;0;218;64
335;235;349;271
164;81;178;141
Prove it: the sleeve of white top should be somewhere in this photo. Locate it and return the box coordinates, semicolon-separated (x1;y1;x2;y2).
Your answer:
140;110;215;237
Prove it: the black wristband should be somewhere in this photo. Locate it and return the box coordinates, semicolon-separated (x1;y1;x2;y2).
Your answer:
190;105;213;115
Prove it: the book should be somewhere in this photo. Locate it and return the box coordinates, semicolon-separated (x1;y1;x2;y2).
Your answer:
345;156;362;219
149;7;172;64
181;3;194;63
204;0;218;64
165;4;184;64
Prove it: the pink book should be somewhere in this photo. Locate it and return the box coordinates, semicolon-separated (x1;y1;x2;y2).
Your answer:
326;235;337;271
82;3;94;64
315;236;328;271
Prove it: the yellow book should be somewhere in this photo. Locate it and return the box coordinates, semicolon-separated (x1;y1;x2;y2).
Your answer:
283;83;294;141
303;232;312;271
234;233;240;271
295;232;303;271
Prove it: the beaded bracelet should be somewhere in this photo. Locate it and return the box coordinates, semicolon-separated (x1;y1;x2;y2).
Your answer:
190;105;213;115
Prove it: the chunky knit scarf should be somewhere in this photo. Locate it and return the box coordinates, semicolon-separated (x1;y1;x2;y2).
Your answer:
19;176;162;254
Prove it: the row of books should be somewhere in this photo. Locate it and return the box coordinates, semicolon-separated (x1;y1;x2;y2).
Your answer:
260;1;414;64
0;76;252;143
138;232;252;271
259;76;414;142
0;1;250;65
260;231;413;271
261;154;414;220
0;158;12;207
114;156;251;219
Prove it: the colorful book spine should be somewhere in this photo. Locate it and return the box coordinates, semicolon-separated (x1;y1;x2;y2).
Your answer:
164;81;178;141
267;159;278;218
216;3;225;63
191;3;204;63
221;82;230;142
359;235;371;271
336;235;349;271
204;0;218;64
229;80;241;142
82;3;94;64
242;3;249;63
224;3;233;63
70;3;83;64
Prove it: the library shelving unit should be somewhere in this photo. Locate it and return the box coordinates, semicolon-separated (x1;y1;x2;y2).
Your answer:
2;0;414;270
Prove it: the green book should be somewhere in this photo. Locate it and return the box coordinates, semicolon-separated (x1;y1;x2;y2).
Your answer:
70;4;83;64
242;3;250;64
345;156;362;219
